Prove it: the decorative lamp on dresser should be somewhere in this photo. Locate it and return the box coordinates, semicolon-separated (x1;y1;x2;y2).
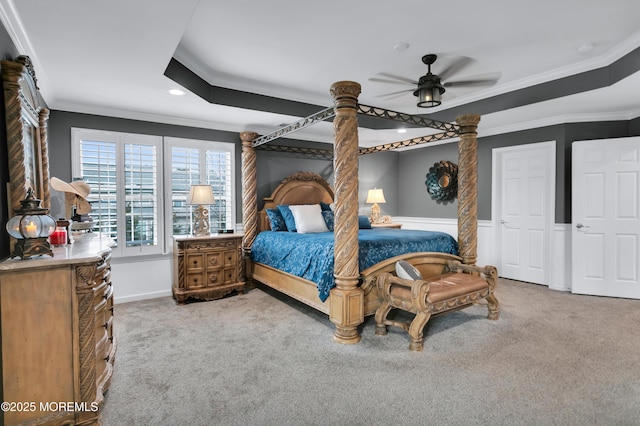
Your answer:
173;234;245;303
0;233;116;426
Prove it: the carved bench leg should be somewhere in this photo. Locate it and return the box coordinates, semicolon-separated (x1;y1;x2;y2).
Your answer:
486;293;500;320
408;311;431;351
375;300;392;335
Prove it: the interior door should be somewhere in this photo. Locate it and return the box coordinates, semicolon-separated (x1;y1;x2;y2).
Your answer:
572;137;640;299
495;142;555;285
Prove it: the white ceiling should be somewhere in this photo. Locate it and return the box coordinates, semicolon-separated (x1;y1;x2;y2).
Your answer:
2;0;640;147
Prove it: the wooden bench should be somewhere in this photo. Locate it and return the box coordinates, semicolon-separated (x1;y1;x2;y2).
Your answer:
375;260;500;351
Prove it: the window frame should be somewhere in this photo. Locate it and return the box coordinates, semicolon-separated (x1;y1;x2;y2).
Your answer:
71;128;164;257
71;128;237;258
163;137;236;253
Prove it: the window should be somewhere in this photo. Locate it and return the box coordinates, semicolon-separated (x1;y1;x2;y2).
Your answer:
72;130;235;257
164;137;235;237
72;129;162;256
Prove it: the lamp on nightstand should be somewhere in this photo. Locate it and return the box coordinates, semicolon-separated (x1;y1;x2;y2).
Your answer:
187;184;215;237
366;188;386;224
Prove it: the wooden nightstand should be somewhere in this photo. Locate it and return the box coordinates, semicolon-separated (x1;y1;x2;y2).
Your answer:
173;234;245;303
371;222;403;229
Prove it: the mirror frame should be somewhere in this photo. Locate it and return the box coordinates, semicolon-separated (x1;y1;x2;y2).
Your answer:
425;160;458;205
2;55;50;213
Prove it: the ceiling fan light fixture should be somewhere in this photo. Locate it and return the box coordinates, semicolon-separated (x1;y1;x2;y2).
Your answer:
415;83;445;108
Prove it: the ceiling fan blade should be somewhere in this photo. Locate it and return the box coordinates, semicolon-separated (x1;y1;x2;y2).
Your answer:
373;72;418;85
376;87;414;98
380;91;413;101
437;56;474;80
369;77;414;86
443;72;502;88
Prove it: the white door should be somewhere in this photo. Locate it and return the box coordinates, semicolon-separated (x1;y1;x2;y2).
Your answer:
493;142;555;285
572;137;640;299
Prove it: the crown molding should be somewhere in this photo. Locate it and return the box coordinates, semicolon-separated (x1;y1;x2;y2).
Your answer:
0;0;54;104
432;30;640;112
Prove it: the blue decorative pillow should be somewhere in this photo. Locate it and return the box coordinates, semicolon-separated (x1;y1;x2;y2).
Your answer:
321;210;334;231
266;208;287;231
358;215;372;229
320;202;332;212
277;205;297;232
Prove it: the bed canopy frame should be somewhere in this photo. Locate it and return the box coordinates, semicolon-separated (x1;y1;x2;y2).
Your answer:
239;81;480;344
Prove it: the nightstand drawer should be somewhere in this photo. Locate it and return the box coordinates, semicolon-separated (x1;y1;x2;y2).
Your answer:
187;273;206;288
206;252;223;269
206;270;222;286
223;250;237;267
186;253;205;272
223;267;237;283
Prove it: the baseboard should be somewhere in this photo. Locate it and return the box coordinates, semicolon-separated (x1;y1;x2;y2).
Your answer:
115;290;173;304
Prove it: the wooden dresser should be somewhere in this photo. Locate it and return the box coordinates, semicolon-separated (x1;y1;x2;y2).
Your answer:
0;233;116;426
173;234;245;303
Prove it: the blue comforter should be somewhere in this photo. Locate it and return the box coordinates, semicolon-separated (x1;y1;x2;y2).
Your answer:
251;228;457;302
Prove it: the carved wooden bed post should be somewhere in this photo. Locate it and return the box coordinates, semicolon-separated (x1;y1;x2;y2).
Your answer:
455;114;480;265
240;131;259;281
329;81;364;344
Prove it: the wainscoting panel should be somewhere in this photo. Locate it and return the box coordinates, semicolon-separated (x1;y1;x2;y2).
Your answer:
111;220;571;304
395;217;571;291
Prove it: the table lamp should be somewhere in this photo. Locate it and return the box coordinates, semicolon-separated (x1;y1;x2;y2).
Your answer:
187;184;215;236
366;188;386;224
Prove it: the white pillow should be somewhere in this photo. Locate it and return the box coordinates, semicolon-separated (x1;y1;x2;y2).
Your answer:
289;204;329;234
396;260;423;281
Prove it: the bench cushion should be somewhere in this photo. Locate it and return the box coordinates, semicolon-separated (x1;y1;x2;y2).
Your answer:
427;273;489;303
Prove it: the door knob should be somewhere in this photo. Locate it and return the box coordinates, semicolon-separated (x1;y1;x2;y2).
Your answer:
576;223;590;229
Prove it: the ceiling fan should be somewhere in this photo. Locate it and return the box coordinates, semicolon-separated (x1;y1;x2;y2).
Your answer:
370;54;501;108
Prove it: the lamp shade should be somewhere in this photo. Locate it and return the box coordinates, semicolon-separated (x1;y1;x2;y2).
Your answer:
366;188;386;204
187;184;215;205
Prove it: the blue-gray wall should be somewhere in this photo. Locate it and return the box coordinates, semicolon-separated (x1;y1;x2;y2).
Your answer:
48;111;400;223
256;147;399;216
397;120;636;223
48;110;245;220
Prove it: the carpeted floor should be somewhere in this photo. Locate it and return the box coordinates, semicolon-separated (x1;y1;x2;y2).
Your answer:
101;279;640;426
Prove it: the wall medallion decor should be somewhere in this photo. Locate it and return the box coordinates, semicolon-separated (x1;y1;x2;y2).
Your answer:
425;160;458;204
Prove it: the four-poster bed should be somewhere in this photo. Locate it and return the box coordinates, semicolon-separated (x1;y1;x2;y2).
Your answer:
240;81;498;345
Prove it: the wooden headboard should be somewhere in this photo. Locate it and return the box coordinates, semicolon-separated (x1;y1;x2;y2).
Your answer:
258;171;334;231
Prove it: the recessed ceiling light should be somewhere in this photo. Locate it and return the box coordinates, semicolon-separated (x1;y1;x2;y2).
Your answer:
397;128;407;133
169;89;186;96
393;42;410;52
577;43;594;54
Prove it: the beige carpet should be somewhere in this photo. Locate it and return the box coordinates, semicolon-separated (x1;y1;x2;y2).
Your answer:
101;279;640;426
